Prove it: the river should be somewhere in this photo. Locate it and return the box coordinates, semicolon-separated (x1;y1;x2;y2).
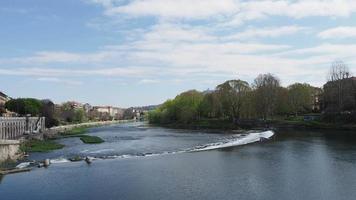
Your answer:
1;122;356;200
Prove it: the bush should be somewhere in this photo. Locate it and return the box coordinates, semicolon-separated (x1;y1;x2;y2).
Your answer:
322;112;356;124
5;98;43;116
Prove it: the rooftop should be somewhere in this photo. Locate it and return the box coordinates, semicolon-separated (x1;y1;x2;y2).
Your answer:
0;91;8;98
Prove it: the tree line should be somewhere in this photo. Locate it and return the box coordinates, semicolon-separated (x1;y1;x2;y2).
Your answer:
149;73;320;125
150;61;356;125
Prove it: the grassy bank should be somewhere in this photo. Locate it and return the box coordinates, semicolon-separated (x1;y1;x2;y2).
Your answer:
20;139;65;153
62;126;89;136
79;135;104;144
61;127;104;144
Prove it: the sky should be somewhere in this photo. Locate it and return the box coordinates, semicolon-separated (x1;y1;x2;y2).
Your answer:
1;0;356;108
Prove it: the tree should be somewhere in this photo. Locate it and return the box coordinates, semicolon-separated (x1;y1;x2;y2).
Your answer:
325;61;354;112
73;109;87;123
216;80;250;121
328;60;351;82
175;90;204;123
287;83;314;116
327;61;352;112
275;87;290;116
253;74;280;119
148;90;204;124
199;91;222;118
41;99;59;127
5;98;43;116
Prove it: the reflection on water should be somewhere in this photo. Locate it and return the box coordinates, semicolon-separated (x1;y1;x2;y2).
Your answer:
1;123;356;200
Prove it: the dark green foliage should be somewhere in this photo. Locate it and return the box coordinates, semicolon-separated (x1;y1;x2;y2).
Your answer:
61;127;104;144
62;127;88;136
79;135;104;144
5;98;43;116
20;139;65;152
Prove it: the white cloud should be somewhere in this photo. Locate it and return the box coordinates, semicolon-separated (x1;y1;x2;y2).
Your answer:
227;25;308;40
91;0;356;26
104;0;239;19
0;67;156;78
138;79;160;84
318;26;356;39
37;77;83;86
225;0;356;26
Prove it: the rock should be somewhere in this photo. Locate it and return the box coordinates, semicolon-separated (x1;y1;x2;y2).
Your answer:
259;137;269;142
44;159;50;167
69;156;83;162
84;157;92;164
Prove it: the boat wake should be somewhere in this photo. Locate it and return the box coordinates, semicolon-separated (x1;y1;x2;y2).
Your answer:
16;130;274;169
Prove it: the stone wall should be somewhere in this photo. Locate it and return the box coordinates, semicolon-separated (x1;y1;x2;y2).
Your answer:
0;140;21;163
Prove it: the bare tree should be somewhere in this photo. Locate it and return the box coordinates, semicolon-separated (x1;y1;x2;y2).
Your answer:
327;60;352;112
328;60;351;82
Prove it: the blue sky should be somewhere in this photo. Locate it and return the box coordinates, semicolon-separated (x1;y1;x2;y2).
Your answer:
1;0;356;107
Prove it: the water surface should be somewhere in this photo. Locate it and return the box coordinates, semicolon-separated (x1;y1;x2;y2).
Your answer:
1;123;356;200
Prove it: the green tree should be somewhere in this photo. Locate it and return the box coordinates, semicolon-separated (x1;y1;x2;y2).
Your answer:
5;98;43;116
287;83;314;116
148;90;204;124
216;80;251;121
199;91;222;118
73;108;87;123
253;74;280;119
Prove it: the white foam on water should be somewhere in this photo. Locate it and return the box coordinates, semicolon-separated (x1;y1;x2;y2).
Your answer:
16;162;32;169
50;158;70;164
189;130;274;152
88;149;115;154
95;131;274;160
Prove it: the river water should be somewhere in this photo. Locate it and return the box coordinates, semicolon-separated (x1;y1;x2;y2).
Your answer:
1;122;356;200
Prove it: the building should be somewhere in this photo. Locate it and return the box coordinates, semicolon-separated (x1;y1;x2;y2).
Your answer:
0;91;10;106
92;106;124;120
65;101;83;110
83;103;92;113
311;87;323;112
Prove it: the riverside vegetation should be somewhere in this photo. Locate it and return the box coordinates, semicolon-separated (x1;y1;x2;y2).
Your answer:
20;126;104;153
149;62;356;130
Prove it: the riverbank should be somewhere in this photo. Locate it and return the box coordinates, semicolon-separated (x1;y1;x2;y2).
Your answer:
0;119;135;170
46;119;134;139
20;120;134;153
149;118;356;132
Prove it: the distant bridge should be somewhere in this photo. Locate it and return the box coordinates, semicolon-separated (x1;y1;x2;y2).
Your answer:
0;117;46;140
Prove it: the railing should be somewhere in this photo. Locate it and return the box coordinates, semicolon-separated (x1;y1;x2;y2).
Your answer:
0;117;45;140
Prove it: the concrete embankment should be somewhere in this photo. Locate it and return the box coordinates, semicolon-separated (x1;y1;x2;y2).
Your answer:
0;140;21;163
45;120;134;138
